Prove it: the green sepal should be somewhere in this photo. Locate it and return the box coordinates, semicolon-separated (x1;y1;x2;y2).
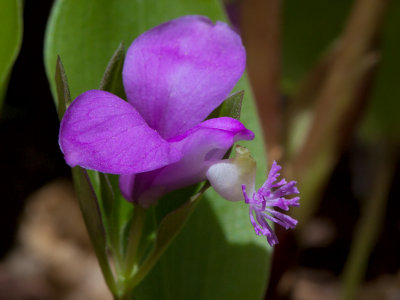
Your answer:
55;57;116;293
208;90;244;120
215;90;244;158
55;56;72;119
71;167;116;293
99;42;127;100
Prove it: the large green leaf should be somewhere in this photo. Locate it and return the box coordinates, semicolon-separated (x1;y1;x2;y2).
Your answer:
44;1;270;299
0;0;23;107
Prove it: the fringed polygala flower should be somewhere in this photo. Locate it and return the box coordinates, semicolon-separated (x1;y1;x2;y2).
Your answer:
59;16;254;206
207;146;300;246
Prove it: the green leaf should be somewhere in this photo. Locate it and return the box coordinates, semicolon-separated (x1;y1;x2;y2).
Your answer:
45;0;228;103
0;0;23;108
44;1;270;299
139;199;270;300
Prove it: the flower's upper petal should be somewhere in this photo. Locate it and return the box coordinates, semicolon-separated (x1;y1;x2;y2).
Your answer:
123;15;246;139
59;90;181;174
120;117;254;206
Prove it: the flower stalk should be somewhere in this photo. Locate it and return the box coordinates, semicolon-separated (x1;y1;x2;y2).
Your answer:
124;205;147;278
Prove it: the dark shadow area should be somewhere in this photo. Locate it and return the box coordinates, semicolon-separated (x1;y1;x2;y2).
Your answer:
0;0;70;258
267;143;400;300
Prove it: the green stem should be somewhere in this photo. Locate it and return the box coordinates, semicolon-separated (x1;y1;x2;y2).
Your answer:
126;190;205;290
110;229;124;276
117;187;207;297
340;145;397;300
125;249;161;289
109;200;124;275
123;204;147;277
114;292;136;300
113;204;146;299
72;168;118;295
94;251;117;295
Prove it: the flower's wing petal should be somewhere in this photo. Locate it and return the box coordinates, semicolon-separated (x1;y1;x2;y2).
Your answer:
119;172;136;201
59;90;181;174
123;15;246;139
120;117;254;206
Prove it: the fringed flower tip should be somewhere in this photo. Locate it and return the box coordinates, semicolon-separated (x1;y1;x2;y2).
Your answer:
206;147;300;246
242;161;300;246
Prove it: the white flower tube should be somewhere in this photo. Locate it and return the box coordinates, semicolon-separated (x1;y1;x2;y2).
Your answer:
206;145;256;202
207;145;300;246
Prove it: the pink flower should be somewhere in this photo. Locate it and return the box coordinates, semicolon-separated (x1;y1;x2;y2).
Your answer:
59;16;253;206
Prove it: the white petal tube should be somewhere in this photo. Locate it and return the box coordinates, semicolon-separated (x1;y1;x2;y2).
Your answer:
206;145;256;202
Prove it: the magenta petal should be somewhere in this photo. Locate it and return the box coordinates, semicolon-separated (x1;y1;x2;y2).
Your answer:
119;173;135;201
59;90;181;174
123;15;246;139
161;117;254;185
121;117;254;206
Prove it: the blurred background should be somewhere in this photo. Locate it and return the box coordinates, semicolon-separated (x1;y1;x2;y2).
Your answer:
0;0;398;299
